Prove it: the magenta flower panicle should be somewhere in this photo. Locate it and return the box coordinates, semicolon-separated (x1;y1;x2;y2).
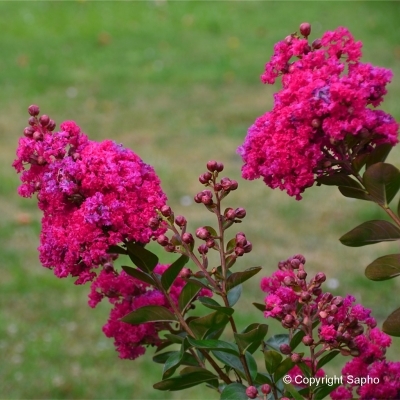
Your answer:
238;24;398;199
13;105;167;284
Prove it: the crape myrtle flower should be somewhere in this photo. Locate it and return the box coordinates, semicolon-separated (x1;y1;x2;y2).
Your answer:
238;25;398;199
88;264;212;360
13;106;167;284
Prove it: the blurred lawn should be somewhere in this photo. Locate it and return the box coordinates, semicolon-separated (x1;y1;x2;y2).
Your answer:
1;1;400;399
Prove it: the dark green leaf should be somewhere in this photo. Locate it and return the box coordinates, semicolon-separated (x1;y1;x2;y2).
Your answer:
365;254;400;281
274;357;295;382
253;302;265;312
290;330;306;351
198;297;234;315
107;245;127;255
186;337;239;355
297;361;311;378
363;162;400;206
266;334;289;352
186;278;211;290
178;281;201;312
254;373;273;385
314;382;342;400
204;226;218;238
153;367;218;391
161;254;189;291
226;238;237;253
163;351;183;379
121;305;177;324
227;284;242;306
339;220;400;247
284;383;305;400
121;265;155;286
189;311;232;339
245;352;258;381
164;333;185;344
317;174;363;188
338;186;371;201
226;267;262;291
264;350;283;375
366;143;393;168
316;350;340;370
126;241;159;272
383;307;400;336
212;350;257;381
234;324;268;354
225;255;237;269
352;152;369;173
220;383;248;400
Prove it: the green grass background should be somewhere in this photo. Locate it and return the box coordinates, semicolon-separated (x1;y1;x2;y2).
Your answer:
1;1;400;399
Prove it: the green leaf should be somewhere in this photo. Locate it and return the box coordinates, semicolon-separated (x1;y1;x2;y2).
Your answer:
226;267;262;291
121;265;155;286
316;350;340;370
198;297;234;315
220;383;248;400
383;307;400;336
164;333;185;344
284;383;306;400
366;143;393;168
161;254;189;291
227;284;242;306
297;361;311;378
363;162;400;206
365;254;400;281
162;351;183;379
204;225;218;238
189;311;232;339
178;281;201;312
338;185;371;201
254;373;273;385
253;302;265;312
212;350;257;381
266;334;289;352
153;367;218;391
290;330;305;351
121;305;177;324
107;245;127;255
274;357;295;382
186;337;239;355
317;173;363;188
234;324;268;354
314;382;342;400
245;352;258;381
226;238;237;253
126;241;159;272
264;350;283;375
339;220;400;247
186;278;211;290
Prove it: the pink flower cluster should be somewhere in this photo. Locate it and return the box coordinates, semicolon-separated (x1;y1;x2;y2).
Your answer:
238;26;398;199
13;106;167;284
261;255;400;398
89;264;212;360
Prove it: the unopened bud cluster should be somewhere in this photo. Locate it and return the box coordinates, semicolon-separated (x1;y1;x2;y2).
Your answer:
261;254;378;360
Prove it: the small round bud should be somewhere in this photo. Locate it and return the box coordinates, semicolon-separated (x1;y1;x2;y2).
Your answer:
160;205;172;217
311;118;321;128
195;227;210;240
164;243;176;253
28;104;40;116
300;291;311;302
291;352;302;363
33;131;43;141
23;127;34;137
37;155;46;165
182;232;194;244
229;180;238;190
302;335;314;346
235;233;247;247
261;384;271;395
280;344;291;354
198;244;209;255
201;195;213;205
312;287;322;296
39;115;50;126
47;119;56;131
312;38;322;49
225;208;236;220
220;177;232;191
213;183;223;192
314;272;326;283
299;22;311;38
206;239;215;249
283;276;295;286
293;254;306;264
206;160;218;172
104;263;114;273
234;247;245;257
297;270;307;279
28;116;37;126
194;193;203;203
199;172;212;184
179;268;192;279
148;217;160;230
290;258;301;269
157;234;169;246
284;35;293;45
175;215;187;227
234;207;246;219
245;386;258;399
243;242;252;253
283;314;295;327
215;162;224;172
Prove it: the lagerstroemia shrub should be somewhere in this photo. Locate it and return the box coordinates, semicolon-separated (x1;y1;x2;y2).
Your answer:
13;23;400;399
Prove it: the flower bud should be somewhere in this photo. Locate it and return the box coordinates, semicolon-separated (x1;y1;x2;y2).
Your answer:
302;335;314;346
28;104;40;116
314;272;326;283
234;247;245;257
243;242;252;253
206;160;218;172
160;205;172;217
297;270;307;279
311;118;321;128
261;384;271;395
234;207;246;219
206;239;215;248
245;386;258;399
47;119;56;131
291;352;302;363
312;38;322;49
215;162;224;172
164;243;176;253
28;116;37;126
284;35;293;45
199;172;212;184
198;244;209;255
175;215;187;227
279;344;291;354
148;217;160;230
181;232;194;244
201;195;213;205
196;227;210;240
283;275;295;286
332;296;343;307
235;233;247;247
157;234;169;246
299;22;311;38
39;115;50;126
229;180;238;190
33;131;43;141
179;268;192;279
194;193;203;203
220;177;232;191
23;127;34;137
300;291;311;302
225;208;236;220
